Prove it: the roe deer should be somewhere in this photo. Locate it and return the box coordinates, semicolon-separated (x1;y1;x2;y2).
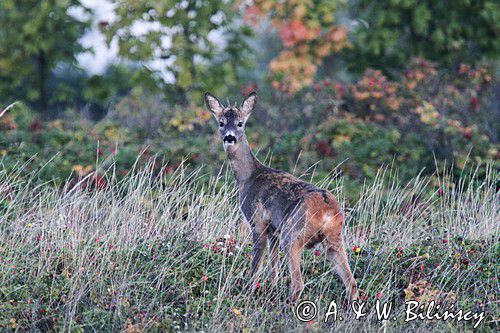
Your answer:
204;91;358;304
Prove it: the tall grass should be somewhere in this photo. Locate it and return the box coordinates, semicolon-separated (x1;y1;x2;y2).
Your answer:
0;159;497;332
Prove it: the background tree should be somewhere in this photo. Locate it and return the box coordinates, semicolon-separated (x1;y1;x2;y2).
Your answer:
0;0;90;115
247;0;350;95
104;0;253;105
347;0;500;74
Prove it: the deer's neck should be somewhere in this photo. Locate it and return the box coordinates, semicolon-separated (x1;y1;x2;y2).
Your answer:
226;136;260;184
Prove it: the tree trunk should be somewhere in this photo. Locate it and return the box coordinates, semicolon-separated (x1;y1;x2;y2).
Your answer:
37;50;48;115
176;84;189;106
176;0;195;106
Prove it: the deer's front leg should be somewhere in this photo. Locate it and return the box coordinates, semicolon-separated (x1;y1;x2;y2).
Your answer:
250;229;267;292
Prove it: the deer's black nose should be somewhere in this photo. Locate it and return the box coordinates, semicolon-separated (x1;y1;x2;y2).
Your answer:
223;134;237;144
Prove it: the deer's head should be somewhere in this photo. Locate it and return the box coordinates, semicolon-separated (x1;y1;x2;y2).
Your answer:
204;92;256;149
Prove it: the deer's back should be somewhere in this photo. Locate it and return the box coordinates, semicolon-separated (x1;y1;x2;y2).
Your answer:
239;165;339;232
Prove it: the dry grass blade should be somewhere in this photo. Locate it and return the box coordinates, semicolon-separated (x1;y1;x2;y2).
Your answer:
0;101;19;118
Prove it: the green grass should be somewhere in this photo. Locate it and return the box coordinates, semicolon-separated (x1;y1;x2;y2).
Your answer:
0;159;497;332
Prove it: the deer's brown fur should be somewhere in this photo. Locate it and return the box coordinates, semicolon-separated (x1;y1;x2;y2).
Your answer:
205;91;358;304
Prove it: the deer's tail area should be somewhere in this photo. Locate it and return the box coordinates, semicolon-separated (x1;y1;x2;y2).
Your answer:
304;192;359;301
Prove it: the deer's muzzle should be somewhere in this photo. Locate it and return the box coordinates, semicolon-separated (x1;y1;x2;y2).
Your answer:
223;134;237;145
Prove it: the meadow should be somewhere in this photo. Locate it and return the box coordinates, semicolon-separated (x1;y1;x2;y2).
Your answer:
0;159;497;332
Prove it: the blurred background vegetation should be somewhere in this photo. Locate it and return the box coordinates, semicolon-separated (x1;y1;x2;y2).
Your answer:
0;0;498;200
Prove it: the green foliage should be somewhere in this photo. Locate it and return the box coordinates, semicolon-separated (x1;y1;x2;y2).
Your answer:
315;119;431;180
83;65;150;103
104;0;254;104
285;59;498;186
249;0;350;94
0;98;218;186
0;0;90;114
348;0;500;72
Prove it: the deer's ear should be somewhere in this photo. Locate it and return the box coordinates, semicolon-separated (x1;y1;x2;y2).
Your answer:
204;92;224;117
241;91;257;117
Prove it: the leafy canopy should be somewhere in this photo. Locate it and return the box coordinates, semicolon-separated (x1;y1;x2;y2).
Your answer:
348;0;500;72
247;0;350;94
105;0;253;104
0;0;90;113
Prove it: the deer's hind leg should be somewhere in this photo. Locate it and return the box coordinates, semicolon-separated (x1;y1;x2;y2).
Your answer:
326;244;358;301
283;238;305;304
268;233;280;285
281;213;307;304
323;221;358;302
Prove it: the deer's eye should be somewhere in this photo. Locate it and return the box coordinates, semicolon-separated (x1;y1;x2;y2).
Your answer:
219;120;224;127
237;121;243;127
